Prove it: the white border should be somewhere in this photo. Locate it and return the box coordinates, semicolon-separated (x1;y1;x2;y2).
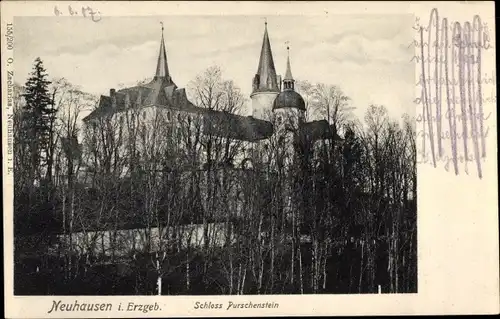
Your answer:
2;1;498;317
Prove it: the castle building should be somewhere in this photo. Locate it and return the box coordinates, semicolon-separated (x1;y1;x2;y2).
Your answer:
82;22;340;173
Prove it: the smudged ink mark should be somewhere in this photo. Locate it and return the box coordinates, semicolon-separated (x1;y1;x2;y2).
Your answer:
415;8;491;179
473;15;487;159
443;17;459;174
419;24;436;167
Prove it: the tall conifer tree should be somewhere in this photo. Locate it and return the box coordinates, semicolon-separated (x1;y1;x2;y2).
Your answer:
22;57;56;183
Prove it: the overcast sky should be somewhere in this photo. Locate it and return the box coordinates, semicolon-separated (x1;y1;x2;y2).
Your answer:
15;15;414;122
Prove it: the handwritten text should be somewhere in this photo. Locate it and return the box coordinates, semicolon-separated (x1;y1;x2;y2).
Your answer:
54;5;101;22
413;8;495;179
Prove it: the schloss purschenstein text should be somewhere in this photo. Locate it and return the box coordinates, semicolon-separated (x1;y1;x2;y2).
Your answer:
193;301;280;310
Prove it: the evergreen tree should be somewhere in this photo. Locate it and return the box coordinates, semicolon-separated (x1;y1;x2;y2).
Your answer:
22;57;56;183
342;125;363;190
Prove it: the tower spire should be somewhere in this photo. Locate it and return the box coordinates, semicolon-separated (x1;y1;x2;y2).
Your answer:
283;45;295;90
155;22;170;79
252;20;279;94
284;45;294;81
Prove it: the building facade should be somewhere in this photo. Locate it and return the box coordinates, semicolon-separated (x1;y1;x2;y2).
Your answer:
69;22;344;253
82;22;339;174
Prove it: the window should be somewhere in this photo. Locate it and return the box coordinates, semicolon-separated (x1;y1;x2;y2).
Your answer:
142;111;146;120
276;114;282;125
141;124;147;140
167;111;171;121
119;116;124;132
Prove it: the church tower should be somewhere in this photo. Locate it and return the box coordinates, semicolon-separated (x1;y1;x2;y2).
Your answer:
250;21;280;120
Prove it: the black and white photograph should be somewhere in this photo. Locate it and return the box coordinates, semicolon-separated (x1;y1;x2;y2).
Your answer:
4;2;500;317
11;13;419;296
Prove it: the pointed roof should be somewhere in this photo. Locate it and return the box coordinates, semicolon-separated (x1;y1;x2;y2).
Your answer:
252;21;279;94
284;46;294;81
273;45;305;110
155;23;170;79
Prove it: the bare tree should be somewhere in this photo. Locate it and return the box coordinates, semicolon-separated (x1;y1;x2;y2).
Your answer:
296;80;352;127
14;62;417;295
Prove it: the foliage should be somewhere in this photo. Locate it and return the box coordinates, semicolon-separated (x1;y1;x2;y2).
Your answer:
18;58;57;185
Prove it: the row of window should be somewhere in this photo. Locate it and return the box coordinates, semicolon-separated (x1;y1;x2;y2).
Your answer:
118;111;147;124
87;110;200;136
275;114;299;125
114;110;194;124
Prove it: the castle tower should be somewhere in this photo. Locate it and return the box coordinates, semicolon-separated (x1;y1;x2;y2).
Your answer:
270;46;306;170
273;46;306;133
250;21;280;120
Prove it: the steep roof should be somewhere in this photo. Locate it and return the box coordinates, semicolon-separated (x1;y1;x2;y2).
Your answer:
284;47;294;81
83;23;179;123
83;95;113;121
83;81;274;142
252;22;279;94
155;25;170;79
273;46;305;111
82;23;335;144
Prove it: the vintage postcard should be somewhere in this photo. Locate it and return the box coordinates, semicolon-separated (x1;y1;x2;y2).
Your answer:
2;1;498;317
